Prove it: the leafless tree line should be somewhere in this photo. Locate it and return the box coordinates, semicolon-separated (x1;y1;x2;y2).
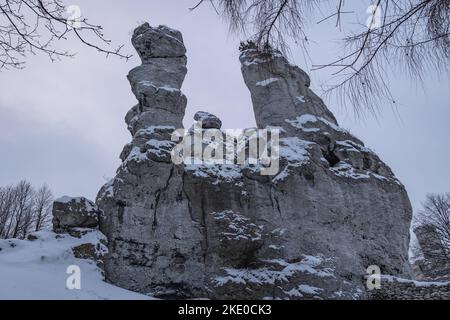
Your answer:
192;0;449;115
0;0;130;70
0;180;53;239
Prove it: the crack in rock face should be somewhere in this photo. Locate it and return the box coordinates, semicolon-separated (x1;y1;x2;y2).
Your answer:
95;23;413;300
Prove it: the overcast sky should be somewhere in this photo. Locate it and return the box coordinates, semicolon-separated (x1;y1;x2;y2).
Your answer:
0;0;448;214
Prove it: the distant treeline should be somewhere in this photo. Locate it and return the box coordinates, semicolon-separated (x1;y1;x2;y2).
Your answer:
0;181;53;240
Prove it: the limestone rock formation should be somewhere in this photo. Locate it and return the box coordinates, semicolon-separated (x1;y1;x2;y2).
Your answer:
96;23;413;299
53;196;101;232
51;196;108;271
413;225;450;280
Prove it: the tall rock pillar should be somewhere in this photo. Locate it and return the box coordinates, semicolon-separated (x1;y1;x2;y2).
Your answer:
97;23;206;298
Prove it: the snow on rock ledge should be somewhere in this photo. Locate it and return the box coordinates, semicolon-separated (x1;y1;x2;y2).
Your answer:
368;275;450;300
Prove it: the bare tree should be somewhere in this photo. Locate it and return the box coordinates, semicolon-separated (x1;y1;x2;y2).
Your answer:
0;181;54;239
416;192;450;254
0;185;16;238
0;0;131;70
33;184;53;232
9;180;34;239
192;0;450;115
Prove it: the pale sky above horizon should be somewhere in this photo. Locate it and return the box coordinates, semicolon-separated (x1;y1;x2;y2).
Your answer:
0;0;449;214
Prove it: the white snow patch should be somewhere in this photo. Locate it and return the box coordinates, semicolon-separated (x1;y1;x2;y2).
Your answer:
214;255;334;287
0;231;153;300
330;161;396;183
330;162;370;180
286;114;346;133
255;78;279;87
334;290;344;297
336;140;374;154
268;244;284;250
272;137;312;182
279;137;312;166
185;164;242;184
286;284;322;297
242;58;270;66
272;167;290;183
284;288;303;297
146;140;175;157
138;81;180;93
159;85;181;93
298;284;322;295
241;49;284;67
212;211;263;242
124;146;149;165
101;179;115;199
135;126;176;137
271;228;286;236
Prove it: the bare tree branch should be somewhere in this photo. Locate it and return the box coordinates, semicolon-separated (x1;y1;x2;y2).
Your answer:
0;0;131;70
192;0;450;116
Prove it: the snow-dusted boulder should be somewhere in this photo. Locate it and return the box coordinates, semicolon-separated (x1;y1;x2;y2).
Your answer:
132;23;186;62
52;197;101;232
194;111;222;129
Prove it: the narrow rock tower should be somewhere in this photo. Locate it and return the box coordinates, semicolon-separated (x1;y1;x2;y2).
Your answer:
97;23;207;298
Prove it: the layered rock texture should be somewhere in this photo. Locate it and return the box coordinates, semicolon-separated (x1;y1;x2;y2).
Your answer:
96;23;413;299
368;275;450;300
413;225;450;281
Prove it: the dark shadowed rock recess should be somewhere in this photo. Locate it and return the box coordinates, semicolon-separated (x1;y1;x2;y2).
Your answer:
96;23;413;299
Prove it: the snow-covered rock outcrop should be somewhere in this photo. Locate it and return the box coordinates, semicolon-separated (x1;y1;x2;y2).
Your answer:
53;196;101;232
96;23;413;299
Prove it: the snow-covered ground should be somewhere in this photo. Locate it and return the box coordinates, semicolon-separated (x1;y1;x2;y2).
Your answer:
0;230;153;300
